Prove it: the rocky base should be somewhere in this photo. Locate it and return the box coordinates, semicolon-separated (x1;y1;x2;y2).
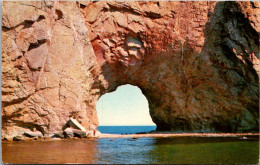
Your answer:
2;129;101;142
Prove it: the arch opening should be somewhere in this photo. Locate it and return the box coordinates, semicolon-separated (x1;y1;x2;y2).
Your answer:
96;84;156;134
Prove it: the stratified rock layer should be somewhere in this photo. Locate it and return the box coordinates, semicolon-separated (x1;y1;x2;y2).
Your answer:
2;1;259;138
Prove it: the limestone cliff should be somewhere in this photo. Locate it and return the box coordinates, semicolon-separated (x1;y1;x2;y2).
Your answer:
2;1;259;138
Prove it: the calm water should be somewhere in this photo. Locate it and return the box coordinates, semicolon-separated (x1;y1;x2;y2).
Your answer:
98;126;156;134
2;126;259;164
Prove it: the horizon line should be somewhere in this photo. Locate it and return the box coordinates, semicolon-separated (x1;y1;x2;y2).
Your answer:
98;125;156;126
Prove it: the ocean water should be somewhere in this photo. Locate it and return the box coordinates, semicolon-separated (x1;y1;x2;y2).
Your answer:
98;125;156;134
2;126;259;164
96;136;259;164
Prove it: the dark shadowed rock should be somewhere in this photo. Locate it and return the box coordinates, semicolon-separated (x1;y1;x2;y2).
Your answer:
24;131;43;138
13;136;24;141
73;129;87;138
63;127;74;138
51;132;65;139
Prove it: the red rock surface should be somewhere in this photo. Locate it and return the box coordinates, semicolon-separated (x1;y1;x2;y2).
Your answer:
1;1;259;138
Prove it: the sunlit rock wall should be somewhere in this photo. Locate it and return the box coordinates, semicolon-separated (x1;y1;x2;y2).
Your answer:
2;1;259;138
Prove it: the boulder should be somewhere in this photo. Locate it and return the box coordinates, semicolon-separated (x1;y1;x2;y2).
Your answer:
13;136;24;141
63;127;74;138
24;131;43;138
51;132;65;139
2;136;13;141
73;129;87;138
63;118;86;132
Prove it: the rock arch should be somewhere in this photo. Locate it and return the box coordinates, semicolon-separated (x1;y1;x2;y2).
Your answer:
86;1;259;133
1;1;259;138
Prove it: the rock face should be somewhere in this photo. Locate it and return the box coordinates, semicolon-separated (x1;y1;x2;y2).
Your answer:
2;1;259;138
2;1;97;137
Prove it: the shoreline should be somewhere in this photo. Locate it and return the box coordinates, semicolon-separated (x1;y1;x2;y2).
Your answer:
2;132;259;143
98;132;260;138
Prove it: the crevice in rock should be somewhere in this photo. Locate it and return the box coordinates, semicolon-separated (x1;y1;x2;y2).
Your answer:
22;20;35;29
2;91;13;95
107;3;142;16
14;63;26;70
144;12;162;19
11;1;44;11
55;9;63;20
206;1;259;82
2;26;10;32
27;39;47;51
6;119;46;134
22;15;46;29
2;14;46;31
80;3;87;9
2;108;24;120
228;3;258;45
37;15;46;22
2;94;32;108
35;86;58;92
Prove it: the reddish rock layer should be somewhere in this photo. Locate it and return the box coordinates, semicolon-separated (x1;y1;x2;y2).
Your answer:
1;1;259;138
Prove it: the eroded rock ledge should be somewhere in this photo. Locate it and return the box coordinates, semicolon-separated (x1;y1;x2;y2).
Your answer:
2;1;259;139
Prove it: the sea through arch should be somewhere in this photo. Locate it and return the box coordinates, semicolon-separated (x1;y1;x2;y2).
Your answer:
96;84;156;134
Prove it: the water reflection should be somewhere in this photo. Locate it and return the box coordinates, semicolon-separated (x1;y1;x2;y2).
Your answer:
96;138;156;164
2;136;259;164
149;136;260;164
2;139;98;164
96;136;259;164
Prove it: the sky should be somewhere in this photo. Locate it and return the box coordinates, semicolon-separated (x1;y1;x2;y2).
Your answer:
96;84;155;126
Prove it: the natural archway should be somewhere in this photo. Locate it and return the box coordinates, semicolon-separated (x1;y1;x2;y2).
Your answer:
87;1;259;133
96;84;156;133
97;84;155;126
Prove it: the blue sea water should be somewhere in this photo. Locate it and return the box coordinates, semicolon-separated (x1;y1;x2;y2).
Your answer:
98;126;157;134
2;125;259;164
96;136;259;164
2;135;259;164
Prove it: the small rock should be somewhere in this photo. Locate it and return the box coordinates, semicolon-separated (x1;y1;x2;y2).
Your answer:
3;136;13;141
52;132;65;139
24;131;43;138
73;129;87;138
51;138;62;141
64;127;74;138
2;137;6;141
13;136;24;141
239;136;248;140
